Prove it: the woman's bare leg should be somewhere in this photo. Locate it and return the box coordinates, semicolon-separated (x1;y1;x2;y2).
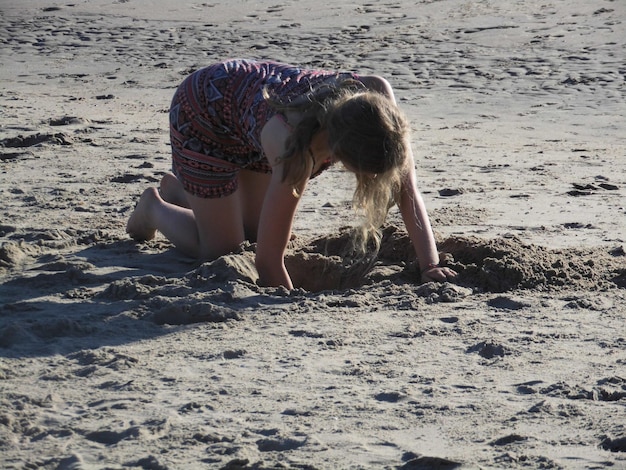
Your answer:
127;188;203;257
127;185;247;259
159;172;189;208
185;191;246;259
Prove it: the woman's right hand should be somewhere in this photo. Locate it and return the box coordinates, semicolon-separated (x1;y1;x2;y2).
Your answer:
421;264;458;283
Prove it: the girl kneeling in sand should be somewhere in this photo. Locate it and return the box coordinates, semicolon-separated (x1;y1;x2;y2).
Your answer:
127;59;456;289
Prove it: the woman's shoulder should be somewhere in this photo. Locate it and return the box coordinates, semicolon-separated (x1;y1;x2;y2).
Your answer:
358;75;396;101
260;114;292;166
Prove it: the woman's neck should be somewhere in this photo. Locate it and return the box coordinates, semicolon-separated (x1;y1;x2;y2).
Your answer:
309;130;331;164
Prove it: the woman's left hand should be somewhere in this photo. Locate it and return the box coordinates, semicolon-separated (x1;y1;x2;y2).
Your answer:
421;265;457;283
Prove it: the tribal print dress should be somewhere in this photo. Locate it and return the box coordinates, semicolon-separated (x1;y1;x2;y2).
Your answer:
169;59;359;198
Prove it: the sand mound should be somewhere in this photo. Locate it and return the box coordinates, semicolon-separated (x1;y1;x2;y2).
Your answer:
283;225;625;293
440;235;625;292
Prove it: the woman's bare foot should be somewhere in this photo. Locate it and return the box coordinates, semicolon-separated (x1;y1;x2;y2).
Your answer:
126;187;160;241
159;172;189;208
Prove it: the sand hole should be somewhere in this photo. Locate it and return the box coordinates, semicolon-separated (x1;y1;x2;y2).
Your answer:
283;225;425;292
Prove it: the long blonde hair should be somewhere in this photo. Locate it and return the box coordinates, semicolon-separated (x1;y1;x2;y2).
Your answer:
265;78;411;254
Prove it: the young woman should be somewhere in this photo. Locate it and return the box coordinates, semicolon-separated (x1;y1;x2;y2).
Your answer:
127;59;456;289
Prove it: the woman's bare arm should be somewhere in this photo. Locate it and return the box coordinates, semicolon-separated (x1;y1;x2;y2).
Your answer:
398;153;456;281
256;114;304;288
255;173;301;288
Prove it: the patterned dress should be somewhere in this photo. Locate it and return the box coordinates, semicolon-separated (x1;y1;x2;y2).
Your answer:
169;59;359;198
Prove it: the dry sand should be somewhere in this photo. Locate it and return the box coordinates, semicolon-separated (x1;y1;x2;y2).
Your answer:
1;0;625;468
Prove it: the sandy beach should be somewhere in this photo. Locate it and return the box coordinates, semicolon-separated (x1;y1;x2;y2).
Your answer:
1;0;625;468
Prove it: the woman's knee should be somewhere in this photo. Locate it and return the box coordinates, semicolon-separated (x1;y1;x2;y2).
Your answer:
187;191;247;259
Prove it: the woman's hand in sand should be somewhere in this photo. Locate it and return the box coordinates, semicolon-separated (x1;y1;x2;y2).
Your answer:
421;265;457;283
